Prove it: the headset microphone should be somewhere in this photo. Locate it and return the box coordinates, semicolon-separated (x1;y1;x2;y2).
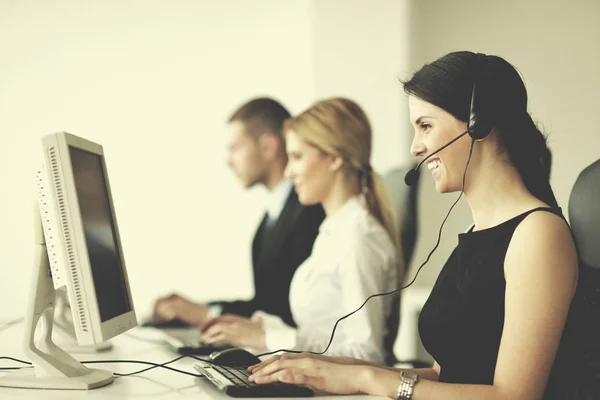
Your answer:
404;128;472;186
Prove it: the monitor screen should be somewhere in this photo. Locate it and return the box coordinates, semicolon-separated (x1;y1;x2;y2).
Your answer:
69;147;131;322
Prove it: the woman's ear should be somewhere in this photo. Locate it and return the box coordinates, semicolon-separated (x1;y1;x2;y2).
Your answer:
329;155;344;172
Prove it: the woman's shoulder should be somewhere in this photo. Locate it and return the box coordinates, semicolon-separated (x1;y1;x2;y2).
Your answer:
512;208;572;247
505;207;578;289
328;197;396;256
345;213;396;260
343;202;391;236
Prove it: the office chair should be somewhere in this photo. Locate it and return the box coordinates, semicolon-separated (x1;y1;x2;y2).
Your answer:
383;165;427;367
569;158;600;270
569;158;600;332
567;158;600;394
384;164;420;269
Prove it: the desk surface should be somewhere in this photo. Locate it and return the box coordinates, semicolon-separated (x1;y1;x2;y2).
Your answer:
0;322;387;400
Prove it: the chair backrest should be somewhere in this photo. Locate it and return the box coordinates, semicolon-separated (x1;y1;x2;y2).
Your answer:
569;158;600;270
384;165;420;269
566;159;600;390
382;165;420;366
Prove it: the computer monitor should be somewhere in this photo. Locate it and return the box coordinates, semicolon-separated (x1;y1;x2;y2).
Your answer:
0;132;137;390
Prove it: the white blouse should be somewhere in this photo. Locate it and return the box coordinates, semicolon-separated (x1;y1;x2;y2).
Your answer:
252;196;400;364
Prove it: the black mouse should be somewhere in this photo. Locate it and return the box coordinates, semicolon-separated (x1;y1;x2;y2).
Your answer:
209;347;261;367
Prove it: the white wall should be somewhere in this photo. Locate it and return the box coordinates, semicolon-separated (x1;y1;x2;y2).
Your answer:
0;0;316;320
310;0;412;172
407;0;600;291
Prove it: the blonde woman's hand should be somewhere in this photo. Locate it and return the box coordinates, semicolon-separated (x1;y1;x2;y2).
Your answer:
201;314;267;351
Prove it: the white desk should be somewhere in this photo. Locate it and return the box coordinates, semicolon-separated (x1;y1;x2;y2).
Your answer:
0;323;387;400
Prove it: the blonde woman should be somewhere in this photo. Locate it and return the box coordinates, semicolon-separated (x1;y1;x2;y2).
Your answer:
201;98;404;364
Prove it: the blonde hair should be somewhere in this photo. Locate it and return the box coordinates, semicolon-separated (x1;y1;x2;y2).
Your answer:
284;98;399;250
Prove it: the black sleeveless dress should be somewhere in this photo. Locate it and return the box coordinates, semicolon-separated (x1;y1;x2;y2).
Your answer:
418;207;600;399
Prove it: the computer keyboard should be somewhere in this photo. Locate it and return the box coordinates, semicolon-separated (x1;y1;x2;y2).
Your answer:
194;363;313;397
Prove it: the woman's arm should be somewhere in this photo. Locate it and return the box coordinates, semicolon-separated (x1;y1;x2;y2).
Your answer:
350;359;440;382
249;356;440;396
253;353;440;381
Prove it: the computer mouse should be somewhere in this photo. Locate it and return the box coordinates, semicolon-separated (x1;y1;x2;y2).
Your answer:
209;347;261;367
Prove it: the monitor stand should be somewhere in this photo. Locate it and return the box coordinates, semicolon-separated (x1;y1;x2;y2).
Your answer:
52;290;112;353
0;211;114;390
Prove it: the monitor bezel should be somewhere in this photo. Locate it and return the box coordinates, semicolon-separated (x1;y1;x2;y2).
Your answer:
41;132;137;344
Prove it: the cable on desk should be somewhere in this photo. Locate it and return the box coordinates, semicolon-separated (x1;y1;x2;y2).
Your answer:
0;317;24;334
94;357;202;378
0;355;211;378
0;356;31;365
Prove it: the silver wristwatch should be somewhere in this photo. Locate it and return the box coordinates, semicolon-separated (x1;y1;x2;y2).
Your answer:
396;371;419;400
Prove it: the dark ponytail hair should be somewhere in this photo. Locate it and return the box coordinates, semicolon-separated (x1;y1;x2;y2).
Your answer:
403;51;558;209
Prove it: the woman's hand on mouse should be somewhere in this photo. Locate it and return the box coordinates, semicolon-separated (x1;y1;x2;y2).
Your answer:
201;314;267;351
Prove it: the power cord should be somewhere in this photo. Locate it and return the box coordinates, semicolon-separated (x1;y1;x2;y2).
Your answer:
258;138;476;358
0;319;214;378
0;354;215;378
0;318;24;334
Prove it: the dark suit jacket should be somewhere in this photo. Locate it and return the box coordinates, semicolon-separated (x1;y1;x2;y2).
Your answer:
212;189;324;327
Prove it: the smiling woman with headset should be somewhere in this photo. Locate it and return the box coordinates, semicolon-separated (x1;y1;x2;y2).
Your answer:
246;52;596;399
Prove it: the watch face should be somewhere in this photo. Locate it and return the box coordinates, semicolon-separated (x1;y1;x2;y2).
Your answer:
400;371;418;380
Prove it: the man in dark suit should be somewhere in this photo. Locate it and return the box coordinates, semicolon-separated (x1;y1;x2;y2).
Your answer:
153;98;324;327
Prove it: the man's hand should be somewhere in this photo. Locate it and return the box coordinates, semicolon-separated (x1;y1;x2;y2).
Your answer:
201;314;267;351
152;294;210;325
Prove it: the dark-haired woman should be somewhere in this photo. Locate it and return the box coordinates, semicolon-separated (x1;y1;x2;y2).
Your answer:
246;52;596;399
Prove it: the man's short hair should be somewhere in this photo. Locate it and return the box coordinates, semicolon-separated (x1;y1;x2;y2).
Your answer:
228;97;291;141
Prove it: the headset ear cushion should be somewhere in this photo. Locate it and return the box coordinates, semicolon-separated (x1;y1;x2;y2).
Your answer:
469;120;492;140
